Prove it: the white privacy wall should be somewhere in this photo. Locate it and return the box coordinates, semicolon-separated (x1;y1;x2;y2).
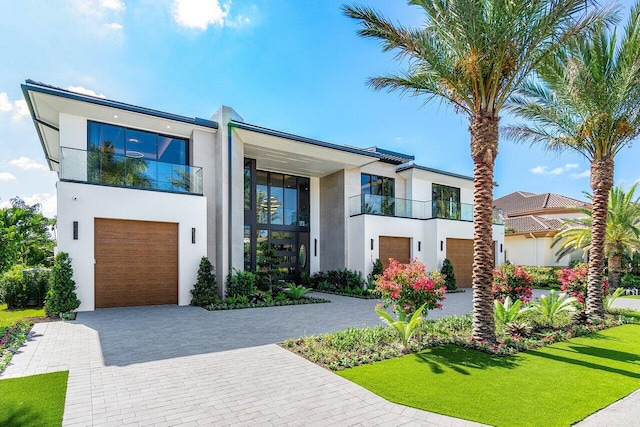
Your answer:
57;181;207;311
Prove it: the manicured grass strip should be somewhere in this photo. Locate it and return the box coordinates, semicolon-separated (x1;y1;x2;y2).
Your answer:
0;371;68;427
622;295;640;299
338;325;640;427
0;304;45;328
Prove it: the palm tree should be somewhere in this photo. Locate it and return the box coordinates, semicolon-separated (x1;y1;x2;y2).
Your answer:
507;3;640;319
343;0;606;342
553;183;640;288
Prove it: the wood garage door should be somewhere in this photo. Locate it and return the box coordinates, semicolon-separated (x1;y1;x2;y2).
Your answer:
446;238;495;288
95;218;178;308
379;236;411;270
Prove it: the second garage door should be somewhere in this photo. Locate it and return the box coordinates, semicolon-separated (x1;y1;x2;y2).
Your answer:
446;238;495;288
95;218;178;308
379;236;411;270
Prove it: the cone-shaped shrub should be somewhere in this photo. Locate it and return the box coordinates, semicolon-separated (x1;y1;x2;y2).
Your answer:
190;257;220;306
45;252;80;317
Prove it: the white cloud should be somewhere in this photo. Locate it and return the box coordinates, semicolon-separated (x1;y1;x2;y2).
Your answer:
100;0;125;11
531;163;582;177
106;22;123;31
66;85;107;99
0;93;12;112
0;172;16;182
570;170;591;179
9;157;49;172
0;93;30;120
69;0;125;33
173;0;229;29
22;193;57;218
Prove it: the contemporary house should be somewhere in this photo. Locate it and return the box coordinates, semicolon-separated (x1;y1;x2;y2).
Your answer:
23;80;504;311
494;191;589;266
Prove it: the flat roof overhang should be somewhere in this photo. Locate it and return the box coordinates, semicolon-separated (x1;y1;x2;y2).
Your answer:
22;81;218;172
231;121;380;178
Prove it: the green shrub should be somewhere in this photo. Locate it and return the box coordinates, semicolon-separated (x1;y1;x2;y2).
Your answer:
441;258;457;291
44;252;80;317
190;257;220;307
367;259;384;288
311;269;365;292
520;266;562;289
225;270;257;297
531;290;577;327
285;283;312;300
0;265;30;309
22;268;50;307
620;273;640;289
0;266;50;309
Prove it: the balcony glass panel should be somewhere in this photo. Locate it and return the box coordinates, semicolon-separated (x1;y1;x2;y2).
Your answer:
349;193;502;224
59;147;202;194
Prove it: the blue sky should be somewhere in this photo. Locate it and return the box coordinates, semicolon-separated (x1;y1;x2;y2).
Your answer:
1;0;639;217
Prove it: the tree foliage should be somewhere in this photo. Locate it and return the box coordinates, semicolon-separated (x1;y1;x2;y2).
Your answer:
344;0;607;342
507;3;640;318
0;197;55;273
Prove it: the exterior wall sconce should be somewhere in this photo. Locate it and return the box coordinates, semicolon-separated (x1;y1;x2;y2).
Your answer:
500;244;503;253
314;239;317;256
191;227;196;244
73;221;78;240
418;241;421;252
370;238;374;251
440;240;444;251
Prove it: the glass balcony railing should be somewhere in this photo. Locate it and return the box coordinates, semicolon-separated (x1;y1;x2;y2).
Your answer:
349;194;504;224
59;147;203;195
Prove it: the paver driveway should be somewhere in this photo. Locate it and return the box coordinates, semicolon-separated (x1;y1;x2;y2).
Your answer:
2;292;489;426
7;289;636;426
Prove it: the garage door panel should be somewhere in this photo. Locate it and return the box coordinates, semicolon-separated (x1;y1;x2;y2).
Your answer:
446;238;496;289
95;218;178;308
379;236;411;270
446;238;473;288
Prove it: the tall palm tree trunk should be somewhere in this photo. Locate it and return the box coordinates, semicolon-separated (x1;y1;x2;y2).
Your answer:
587;157;614;319
608;253;622;289
470;114;499;343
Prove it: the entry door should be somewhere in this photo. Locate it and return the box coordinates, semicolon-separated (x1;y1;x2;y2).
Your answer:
94;218;178;308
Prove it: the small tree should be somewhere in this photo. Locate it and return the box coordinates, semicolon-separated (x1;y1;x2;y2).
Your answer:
45;252;80;317
190;257;220;307
441;258;457;291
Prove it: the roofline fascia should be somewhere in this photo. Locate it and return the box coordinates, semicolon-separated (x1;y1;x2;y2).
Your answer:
374;147;415;161
397;163;473;181
229;120;381;159
21;80;219;130
21;84;56;171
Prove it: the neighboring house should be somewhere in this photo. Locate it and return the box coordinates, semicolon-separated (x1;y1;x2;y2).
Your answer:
22;80;504;311
493;191;589;267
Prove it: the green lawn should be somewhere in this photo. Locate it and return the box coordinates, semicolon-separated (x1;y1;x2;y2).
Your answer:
622;295;640;299
338;324;640;427
0;371;68;427
0;304;45;328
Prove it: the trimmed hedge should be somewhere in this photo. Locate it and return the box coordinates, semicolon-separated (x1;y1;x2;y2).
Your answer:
520;266;562;289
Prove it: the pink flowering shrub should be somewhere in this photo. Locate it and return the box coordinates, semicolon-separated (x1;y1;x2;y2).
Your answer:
492;264;534;303
375;258;446;317
557;263;609;309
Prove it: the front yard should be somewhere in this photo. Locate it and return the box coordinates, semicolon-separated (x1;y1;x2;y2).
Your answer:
337;324;640;427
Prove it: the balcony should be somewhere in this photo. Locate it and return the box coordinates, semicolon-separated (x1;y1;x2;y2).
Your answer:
349;194;504;224
59;147;203;195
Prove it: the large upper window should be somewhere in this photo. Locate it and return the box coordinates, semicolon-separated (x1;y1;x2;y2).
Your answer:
254;170;309;227
361;174;395;216
432;183;461;219
87;121;192;193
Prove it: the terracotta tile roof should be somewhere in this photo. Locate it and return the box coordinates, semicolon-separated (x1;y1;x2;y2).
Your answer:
494;191;589;217
505;215;565;233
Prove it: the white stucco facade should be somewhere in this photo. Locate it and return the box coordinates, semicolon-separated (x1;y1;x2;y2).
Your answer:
57;181;207;311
